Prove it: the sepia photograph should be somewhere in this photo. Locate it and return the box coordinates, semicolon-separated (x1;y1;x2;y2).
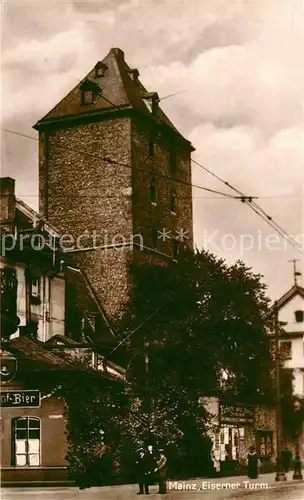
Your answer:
0;0;303;499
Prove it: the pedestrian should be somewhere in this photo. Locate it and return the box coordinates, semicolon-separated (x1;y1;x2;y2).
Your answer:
155;449;167;494
247;446;259;479
135;447;147;495
143;444;157;493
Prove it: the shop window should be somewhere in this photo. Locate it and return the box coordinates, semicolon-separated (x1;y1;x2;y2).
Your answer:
256;430;273;458
12;417;40;466
280;341;292;360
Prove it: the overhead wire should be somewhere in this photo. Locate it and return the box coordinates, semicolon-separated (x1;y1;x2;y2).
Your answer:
1;128;241;200
192;158;304;256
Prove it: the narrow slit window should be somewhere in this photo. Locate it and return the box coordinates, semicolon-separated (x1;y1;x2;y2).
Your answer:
169;148;177;171
170;188;177;213
149;177;157;204
151;228;158;248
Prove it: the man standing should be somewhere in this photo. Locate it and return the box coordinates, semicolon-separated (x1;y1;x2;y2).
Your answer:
144;445;157;493
155;449;167;494
135;447;147;495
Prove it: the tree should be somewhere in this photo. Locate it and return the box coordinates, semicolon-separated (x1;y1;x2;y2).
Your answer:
118;249;273;403
113;248;273;476
44;248;273;486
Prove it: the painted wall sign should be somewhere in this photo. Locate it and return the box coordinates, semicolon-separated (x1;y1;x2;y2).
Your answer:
220;405;254;424
0;390;41;408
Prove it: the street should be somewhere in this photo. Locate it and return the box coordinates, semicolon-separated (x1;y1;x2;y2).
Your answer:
2;473;304;500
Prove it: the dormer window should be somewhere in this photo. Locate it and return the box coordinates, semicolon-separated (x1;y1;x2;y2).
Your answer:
80;80;101;105
295;310;304;323
82;90;93;104
94;61;108;78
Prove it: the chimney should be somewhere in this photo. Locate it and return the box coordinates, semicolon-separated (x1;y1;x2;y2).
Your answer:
111;47;125;61
0;177;16;223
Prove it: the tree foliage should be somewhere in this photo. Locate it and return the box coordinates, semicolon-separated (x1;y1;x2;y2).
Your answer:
118;248;273;404
41;248;273;486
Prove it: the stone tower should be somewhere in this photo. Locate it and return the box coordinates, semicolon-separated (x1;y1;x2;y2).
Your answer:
34;48;194;320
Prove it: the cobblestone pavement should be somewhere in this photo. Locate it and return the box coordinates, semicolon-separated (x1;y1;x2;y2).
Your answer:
2;472;304;500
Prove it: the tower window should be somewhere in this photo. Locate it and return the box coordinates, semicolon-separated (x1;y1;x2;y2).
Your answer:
149;137;154;157
169;148;177;171
149;177;157;204
170;188;177;213
12;417;40;467
172;239;180;260
151;227;158;248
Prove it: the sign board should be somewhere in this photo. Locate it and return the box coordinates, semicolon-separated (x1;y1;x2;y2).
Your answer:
220;405;254;424
0;390;41;408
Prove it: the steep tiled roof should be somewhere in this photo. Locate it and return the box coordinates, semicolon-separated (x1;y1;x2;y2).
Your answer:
7;337;125;382
8;337;75;371
33;48;192;146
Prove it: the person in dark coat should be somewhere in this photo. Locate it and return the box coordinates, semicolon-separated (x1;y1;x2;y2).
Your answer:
281;449;292;472
247;446;259;479
155;449;167;494
143;445;157;492
135;447;147;495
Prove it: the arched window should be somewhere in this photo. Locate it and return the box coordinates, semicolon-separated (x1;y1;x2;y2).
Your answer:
170;188;177;213
149;177;157;204
12;417;40;466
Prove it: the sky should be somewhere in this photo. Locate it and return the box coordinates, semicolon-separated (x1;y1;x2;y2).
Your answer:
1;0;304;300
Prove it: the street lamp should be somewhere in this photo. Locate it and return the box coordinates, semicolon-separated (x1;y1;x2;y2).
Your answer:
274;303;287;481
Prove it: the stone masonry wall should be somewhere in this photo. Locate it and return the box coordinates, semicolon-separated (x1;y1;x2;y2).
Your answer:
131;116;193;258
39;117;133;319
38;113;194;320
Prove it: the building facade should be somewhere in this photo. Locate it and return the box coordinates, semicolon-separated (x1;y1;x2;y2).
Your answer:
276;285;304;397
268;283;304;459
0;177;125;485
33;47;194;319
204;398;276;473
